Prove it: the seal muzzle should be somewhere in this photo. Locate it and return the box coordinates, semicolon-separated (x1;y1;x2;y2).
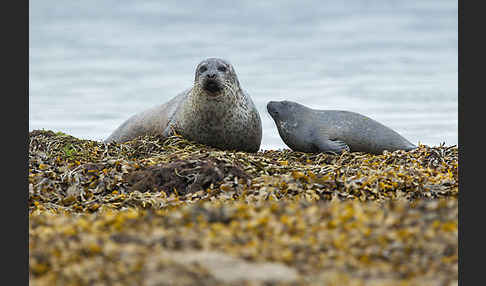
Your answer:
203;78;222;94
266;101;280;118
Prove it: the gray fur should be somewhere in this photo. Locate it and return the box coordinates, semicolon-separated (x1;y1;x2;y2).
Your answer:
267;100;417;155
105;58;262;153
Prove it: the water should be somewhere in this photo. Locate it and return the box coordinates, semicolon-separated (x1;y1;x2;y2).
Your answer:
29;0;458;150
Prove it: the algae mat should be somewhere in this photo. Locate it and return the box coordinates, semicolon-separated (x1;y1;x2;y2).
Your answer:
29;130;458;285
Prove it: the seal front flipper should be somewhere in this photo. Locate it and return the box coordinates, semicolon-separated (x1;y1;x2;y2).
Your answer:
161;124;173;138
162;120;180;138
313;136;350;154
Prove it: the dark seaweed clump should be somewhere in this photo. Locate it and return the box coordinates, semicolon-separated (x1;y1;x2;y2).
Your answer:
124;159;250;195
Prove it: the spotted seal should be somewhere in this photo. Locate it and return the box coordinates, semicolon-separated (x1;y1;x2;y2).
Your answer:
105;58;262;153
267;100;417;154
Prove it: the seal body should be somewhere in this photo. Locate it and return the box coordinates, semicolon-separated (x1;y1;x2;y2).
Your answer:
105;58;262;153
267;100;417;155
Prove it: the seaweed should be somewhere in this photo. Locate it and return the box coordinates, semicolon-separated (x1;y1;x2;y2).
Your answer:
29;130;458;285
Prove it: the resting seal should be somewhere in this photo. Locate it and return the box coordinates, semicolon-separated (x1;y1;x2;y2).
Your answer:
267;100;417;154
105;58;262;153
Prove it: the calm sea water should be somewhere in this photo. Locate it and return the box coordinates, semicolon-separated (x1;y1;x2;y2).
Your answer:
29;0;458;150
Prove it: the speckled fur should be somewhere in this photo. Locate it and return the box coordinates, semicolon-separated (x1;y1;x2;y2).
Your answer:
105;58;262;153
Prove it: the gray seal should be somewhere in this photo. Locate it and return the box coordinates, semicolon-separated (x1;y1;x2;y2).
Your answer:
105;58;262;153
267;100;417;154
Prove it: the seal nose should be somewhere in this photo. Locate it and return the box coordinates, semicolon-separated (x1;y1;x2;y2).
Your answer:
267;102;278;116
207;72;217;79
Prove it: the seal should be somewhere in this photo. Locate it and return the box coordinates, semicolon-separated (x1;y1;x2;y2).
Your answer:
267;100;417;154
105;58;262;153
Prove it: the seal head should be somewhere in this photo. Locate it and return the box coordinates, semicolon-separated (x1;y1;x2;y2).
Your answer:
195;58;241;96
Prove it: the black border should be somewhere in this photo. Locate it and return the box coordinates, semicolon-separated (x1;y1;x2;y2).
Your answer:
457;0;462;281
6;0;29;284
458;0;480;285
457;0;465;285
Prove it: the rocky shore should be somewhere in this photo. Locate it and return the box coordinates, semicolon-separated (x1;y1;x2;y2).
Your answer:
29;130;458;285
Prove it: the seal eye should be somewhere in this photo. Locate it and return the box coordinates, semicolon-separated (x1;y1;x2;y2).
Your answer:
199;65;208;73
217;66;227;72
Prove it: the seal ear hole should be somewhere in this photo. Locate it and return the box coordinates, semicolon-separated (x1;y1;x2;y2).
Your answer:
217;66;227;72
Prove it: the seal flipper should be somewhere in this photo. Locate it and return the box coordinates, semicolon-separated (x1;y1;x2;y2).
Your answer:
161;126;172;138
313;136;350;154
162;122;178;138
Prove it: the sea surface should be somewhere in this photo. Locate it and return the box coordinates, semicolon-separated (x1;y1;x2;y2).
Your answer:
29;0;458;150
